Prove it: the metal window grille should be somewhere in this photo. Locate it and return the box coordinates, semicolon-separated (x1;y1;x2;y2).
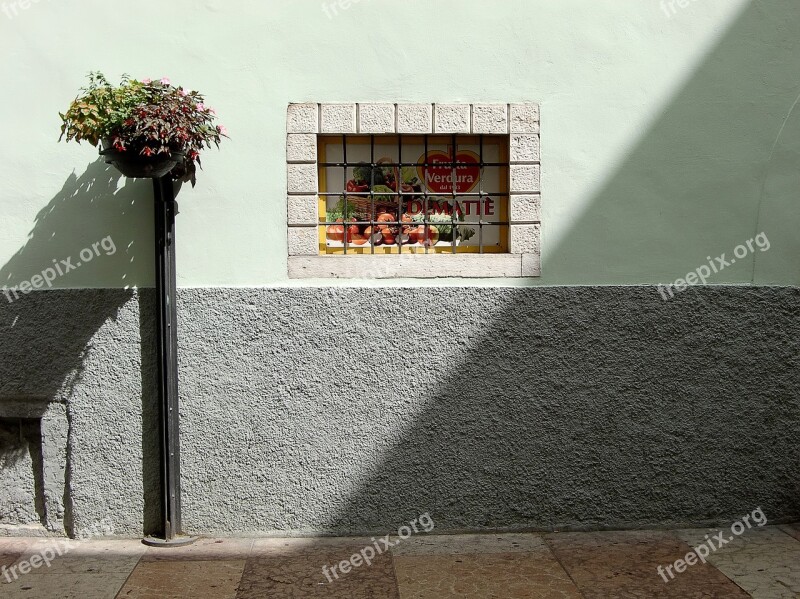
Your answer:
318;134;510;255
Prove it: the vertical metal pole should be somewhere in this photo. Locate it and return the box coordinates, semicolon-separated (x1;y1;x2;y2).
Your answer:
144;175;193;546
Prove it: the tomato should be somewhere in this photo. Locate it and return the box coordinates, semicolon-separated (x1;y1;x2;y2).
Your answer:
349;225;369;245
419;225;439;246
364;226;380;245
400;225;419;244
375;213;394;231
326;218;345;242
329;219;359;243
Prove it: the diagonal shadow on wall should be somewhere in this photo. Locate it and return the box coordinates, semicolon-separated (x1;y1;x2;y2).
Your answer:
300;0;800;535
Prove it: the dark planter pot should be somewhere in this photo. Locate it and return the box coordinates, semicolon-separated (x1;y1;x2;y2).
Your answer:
100;141;185;179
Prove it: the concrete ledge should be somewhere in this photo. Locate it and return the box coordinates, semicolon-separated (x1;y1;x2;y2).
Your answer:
289;254;523;278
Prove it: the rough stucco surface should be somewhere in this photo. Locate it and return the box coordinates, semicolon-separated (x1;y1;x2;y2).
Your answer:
0;405;68;535
0;421;39;525
0;287;798;537
0;289;150;537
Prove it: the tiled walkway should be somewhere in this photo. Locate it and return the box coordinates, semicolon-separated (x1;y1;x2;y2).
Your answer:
1;524;798;598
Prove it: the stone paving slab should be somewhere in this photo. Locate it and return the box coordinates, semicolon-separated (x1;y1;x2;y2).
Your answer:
390;532;548;556
779;523;800;543
238;539;399;598
545;530;751;598
0;537;30;569
0;550;23;569
1;571;131;599
0;526;796;598
674;526;800;599
249;536;377;557
10;538;147;574
394;550;583;598
117;560;245;599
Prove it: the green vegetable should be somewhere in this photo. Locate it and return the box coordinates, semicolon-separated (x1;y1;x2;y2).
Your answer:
351;163;386;186
371;185;395;203
380;164;397;181
371;168;386;186
412;211;455;239
412;202;475;241
326;195;359;221
352;163;372;184
401;167;420;185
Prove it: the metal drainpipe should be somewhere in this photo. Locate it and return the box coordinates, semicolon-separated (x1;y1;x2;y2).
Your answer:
143;175;195;547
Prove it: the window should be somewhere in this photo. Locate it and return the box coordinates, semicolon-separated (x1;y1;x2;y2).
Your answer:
319;134;509;255
287;103;540;278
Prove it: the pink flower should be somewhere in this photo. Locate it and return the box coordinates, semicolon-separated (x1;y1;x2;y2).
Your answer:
160;77;171;85
179;88;189;97
141;78;152;84
196;103;206;112
217;125;228;135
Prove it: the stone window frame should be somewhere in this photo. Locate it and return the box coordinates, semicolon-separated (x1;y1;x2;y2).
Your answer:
286;103;540;279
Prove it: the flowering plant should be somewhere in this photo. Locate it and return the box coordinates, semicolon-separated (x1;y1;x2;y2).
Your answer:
59;72;227;184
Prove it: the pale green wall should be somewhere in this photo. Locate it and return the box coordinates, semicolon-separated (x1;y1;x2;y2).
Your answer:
0;0;797;288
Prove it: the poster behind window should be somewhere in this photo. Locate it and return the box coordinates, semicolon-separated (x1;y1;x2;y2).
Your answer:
322;139;506;253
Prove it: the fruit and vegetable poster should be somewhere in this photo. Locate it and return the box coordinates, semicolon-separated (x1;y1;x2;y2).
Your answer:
320;137;508;253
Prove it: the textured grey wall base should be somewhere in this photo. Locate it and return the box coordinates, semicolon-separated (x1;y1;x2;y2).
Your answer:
1;287;798;537
0;419;40;526
0;401;68;535
0;289;152;538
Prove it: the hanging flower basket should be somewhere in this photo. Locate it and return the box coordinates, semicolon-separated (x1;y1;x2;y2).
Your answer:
99;140;186;179
59;72;227;185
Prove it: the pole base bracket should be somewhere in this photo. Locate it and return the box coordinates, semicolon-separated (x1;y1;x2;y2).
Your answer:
142;536;198;548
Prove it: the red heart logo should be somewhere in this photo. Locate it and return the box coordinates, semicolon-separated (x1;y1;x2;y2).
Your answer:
418;149;481;194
